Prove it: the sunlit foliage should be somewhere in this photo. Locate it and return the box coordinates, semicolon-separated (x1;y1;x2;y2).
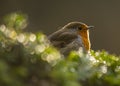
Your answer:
0;13;120;86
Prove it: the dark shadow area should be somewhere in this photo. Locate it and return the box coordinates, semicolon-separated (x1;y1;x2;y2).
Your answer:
0;0;120;55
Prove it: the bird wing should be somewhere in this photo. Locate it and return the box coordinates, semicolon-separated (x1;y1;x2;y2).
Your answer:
48;28;65;41
48;29;78;48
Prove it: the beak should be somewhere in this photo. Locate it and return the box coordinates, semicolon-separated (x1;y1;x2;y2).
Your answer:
87;26;94;29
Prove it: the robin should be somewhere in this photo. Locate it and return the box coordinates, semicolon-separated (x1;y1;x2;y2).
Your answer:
48;22;94;56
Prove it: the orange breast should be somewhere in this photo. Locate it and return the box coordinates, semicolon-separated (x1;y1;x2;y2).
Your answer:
78;30;91;51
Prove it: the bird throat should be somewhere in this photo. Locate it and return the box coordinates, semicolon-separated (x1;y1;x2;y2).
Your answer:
78;30;91;51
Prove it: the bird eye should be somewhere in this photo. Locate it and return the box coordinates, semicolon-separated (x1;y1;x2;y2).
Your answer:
78;27;82;30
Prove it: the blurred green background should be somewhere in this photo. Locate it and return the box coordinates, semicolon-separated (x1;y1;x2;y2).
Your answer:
0;0;120;55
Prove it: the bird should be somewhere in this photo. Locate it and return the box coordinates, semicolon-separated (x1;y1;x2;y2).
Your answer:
48;22;94;56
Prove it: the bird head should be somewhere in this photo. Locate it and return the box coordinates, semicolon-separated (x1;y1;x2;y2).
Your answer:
63;21;94;31
63;22;94;51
